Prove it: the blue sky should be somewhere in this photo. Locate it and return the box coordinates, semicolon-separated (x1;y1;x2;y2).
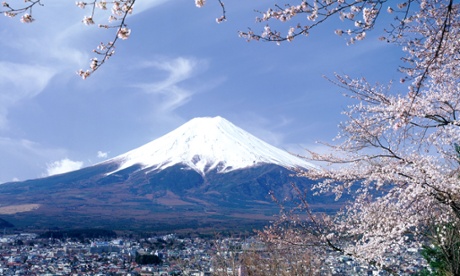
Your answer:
0;0;403;183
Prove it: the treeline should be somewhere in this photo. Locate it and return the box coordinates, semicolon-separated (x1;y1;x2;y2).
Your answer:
39;229;117;240
0;218;14;228
135;254;162;265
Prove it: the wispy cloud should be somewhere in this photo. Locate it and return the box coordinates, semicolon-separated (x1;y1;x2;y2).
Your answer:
0;62;56;129
134;57;207;112
45;158;84;176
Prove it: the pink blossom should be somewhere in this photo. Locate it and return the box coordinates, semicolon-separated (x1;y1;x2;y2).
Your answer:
195;0;205;8
20;13;33;23
117;27;130;40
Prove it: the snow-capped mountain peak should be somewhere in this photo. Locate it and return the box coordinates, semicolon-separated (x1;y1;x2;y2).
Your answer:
108;116;315;174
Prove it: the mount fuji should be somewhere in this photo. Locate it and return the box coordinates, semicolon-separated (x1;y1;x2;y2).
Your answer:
107;116;316;175
0;117;336;232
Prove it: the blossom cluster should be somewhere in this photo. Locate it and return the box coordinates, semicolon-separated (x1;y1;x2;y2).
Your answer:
236;0;408;45
75;0;135;79
195;0;205;8
0;0;135;79
1;0;42;23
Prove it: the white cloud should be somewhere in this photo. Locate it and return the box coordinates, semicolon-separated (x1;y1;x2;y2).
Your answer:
97;151;109;159
134;57;207;112
46;158;84;176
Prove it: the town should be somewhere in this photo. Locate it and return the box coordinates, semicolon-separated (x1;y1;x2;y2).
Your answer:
0;230;427;275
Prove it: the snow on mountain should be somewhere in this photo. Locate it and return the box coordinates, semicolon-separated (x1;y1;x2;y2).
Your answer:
107;116;316;175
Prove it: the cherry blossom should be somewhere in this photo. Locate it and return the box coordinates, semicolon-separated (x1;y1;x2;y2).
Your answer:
1;0;136;78
73;0;135;78
195;0;205;8
1;0;42;20
117;27;131;40
96;1;107;10
1;0;230;78
20;13;34;23
75;2;86;9
82;16;94;25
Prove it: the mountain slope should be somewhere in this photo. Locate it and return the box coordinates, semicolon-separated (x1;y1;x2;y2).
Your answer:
0;117;334;232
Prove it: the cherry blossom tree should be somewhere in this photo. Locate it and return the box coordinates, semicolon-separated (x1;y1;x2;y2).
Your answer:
234;0;460;272
176;0;460;272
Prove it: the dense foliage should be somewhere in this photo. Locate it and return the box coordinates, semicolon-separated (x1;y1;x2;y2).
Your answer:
135;253;162;265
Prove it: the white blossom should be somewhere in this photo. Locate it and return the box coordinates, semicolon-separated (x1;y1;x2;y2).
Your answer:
3;11;15;17
76;69;91;79
82;16;94;25
75;1;86;9
117;27;130;40
20;13;33;23
195;0;205;8
96;1;107;10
